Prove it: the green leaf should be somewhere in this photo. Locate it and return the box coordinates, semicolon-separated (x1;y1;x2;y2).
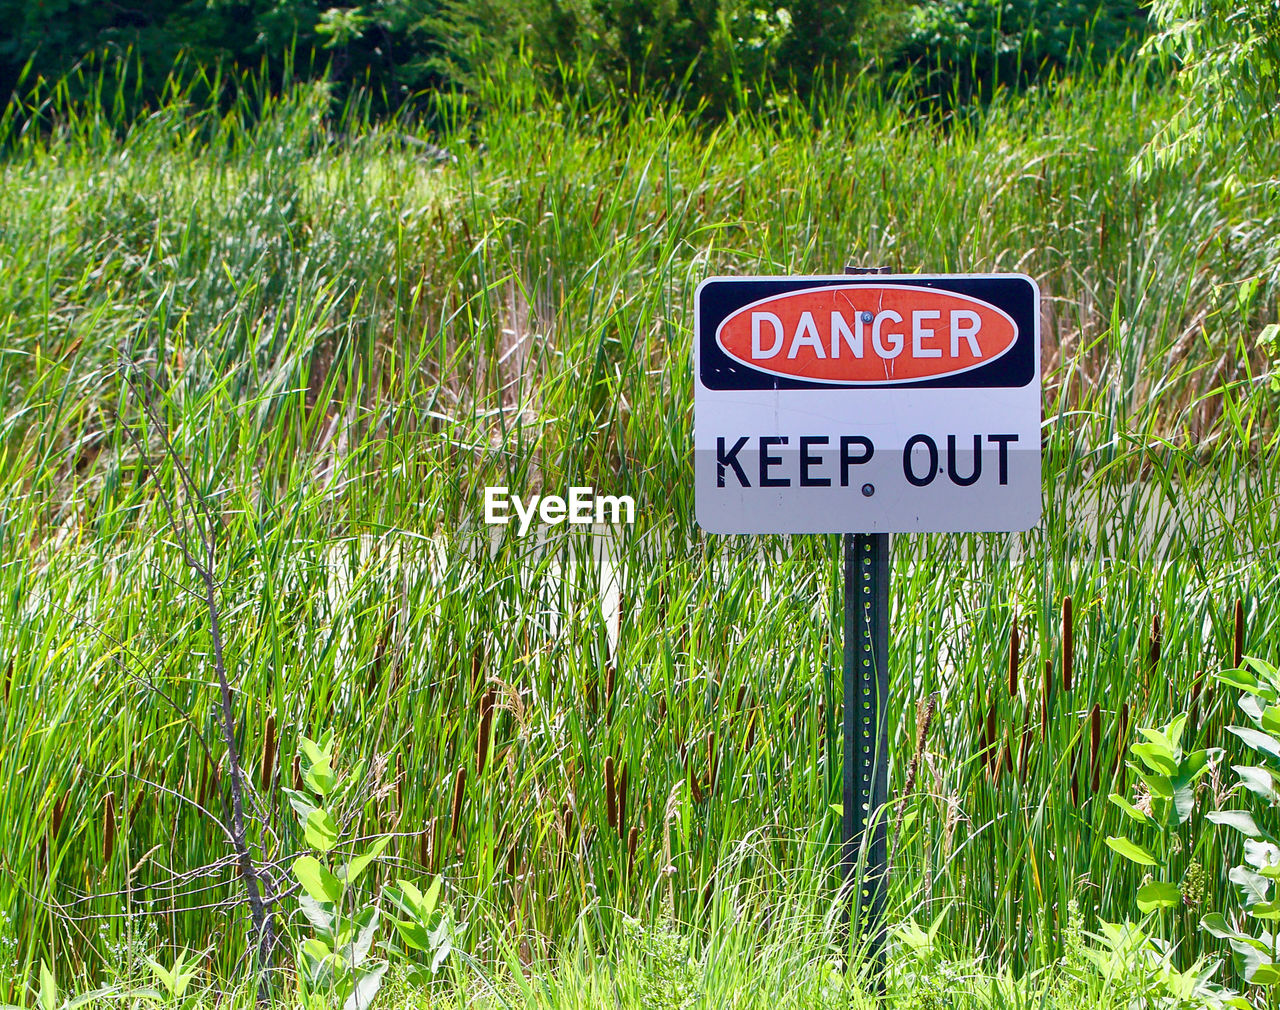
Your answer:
1132;739;1179;776
1136;880;1181;913
1234;765;1280;803
1201;913;1239;940
1210;809;1273;840
298;895;335;933
39;961;57;1010
293;855;342;904
305;809;340;852
1106;835;1158;866
1228;726;1280;761
1108;793;1153;825
1231;865;1271;906
1218;666;1262;695
342;962;387;1010
342;836;390;885
305;759;337;796
1250;962;1280;986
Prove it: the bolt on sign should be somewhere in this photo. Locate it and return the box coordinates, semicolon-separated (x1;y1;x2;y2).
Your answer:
694;274;1041;533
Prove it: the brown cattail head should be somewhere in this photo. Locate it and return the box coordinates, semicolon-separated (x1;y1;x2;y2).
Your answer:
735;684;748;712
1148;615;1162;669
450;767;467;837
689;765;705;803
1234;598;1245;668
617;763;629;838
3;657;11;702
1008;620;1020;699
476;687;496;775
259;715;277;793
657;695;667;721
293;753;303;792
52;794;67;839
1062;597;1074;692
605;664;616;722
604;756;617;830
506;842;517;877
627;825;639;876
1042;660;1052;741
562;802;574;848
1089;704;1102;793
103;794;117;863
419;823;431;869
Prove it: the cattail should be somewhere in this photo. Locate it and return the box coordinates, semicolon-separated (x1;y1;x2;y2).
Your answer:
103;794;117;863
617;763;629;838
689;765;705;803
471;643;484;690
1041;660;1052;741
605;664;616;722
52;794;67;838
1008;620;1020;699
627;825;639;876
604;756;617;830
735;684;748;712
1148;615;1162;669
745;709;757;753
450;767;466;837
562;802;574;848
3;657;11;702
419;823;431;869
1234;598;1245;668
706;731;717;791
1070;767;1079;807
1089;704;1102;794
476;687;495;775
1062;597;1074;692
657;695;667;721
901;693;937;799
506;842;517;877
293;754;303;792
259;715;277;793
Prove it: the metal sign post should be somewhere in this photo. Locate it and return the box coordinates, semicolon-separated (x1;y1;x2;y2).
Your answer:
843;530;889;971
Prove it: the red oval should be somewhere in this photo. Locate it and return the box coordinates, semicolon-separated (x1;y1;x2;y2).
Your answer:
716;285;1017;384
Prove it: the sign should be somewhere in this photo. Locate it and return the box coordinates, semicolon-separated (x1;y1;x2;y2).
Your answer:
694;274;1041;533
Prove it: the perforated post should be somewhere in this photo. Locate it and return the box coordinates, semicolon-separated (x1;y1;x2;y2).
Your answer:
842;533;889;965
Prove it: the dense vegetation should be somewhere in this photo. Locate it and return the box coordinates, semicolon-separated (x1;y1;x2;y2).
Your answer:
0;0;1149;116
1;2;1279;1007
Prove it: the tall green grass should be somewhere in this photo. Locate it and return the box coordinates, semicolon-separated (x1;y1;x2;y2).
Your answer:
0;56;1276;994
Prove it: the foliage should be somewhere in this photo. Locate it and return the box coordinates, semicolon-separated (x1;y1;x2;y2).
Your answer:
1198;657;1280;1003
286;732;452;1010
1139;0;1280;168
620;912;701;1010
887;0;1150;106
1105;713;1213;916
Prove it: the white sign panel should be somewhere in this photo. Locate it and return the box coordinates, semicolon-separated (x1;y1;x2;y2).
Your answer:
694;274;1041;533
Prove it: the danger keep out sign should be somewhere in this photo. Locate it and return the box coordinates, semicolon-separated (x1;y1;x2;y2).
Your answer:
694;274;1041;534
